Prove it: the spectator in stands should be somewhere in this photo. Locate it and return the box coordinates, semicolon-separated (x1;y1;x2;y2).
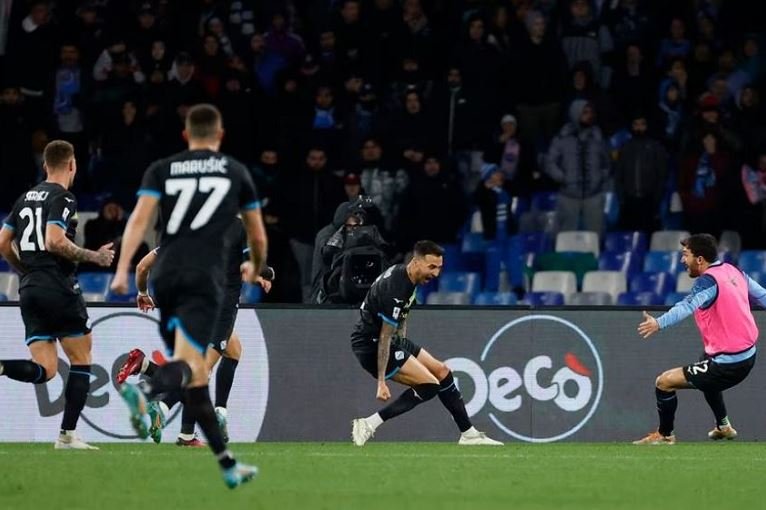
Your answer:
733;86;766;155
334;0;367;74
164;52;207;149
251;148;281;219
81;198;148;272
656;18;690;69
400;155;466;248
655;80;685;152
92;39;145;84
309;85;345;160
357;138;408;234
740;151;766;248
389;90;432;171
688;41;716;99
452;13;501;124
612;44;655;119
387;55;433;111
545;99;611;234
392;0;436;77
434;66;483;194
345;82;381;161
343;172;363;201
486;114;524;183
679;132;730;236
53;42;88;185
682;95;742;155
513;10;565;149
197;34;227;100
264;10;305;69
474;163;515;242
280;147;346;302
615;113;668;232
739;34;765;85
560;0;614;89
566;62;622;136
604;0;653;52
0;86;35;210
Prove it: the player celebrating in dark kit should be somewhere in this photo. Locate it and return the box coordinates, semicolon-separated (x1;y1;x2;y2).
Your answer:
350;240;502;446
634;234;766;444
110;104;267;488
0;140;115;449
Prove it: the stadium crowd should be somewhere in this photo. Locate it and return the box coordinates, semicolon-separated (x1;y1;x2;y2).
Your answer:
0;0;765;303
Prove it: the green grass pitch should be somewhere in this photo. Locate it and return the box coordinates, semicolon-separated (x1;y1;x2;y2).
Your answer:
1;442;764;510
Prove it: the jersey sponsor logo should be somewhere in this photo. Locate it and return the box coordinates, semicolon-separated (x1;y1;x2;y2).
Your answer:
170;157;228;176
445;315;604;443
24;190;49;201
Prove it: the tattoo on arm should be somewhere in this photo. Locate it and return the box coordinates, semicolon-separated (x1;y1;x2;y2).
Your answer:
50;239;100;264
377;323;395;381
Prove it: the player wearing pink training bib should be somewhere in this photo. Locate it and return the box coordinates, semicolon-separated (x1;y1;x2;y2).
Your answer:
634;234;766;445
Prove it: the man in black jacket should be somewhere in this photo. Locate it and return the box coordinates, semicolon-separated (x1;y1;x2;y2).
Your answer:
615;113;667;232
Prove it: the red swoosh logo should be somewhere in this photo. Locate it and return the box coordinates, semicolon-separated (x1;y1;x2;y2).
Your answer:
565;352;591;377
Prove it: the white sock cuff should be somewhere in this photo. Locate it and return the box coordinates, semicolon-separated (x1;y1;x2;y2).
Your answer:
366;413;384;430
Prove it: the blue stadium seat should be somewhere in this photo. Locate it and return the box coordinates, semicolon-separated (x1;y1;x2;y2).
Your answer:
598;251;642;280
0;259;9;272
531;192;558;211
629;272;676;298
517;232;553;254
77;272;112;296
106;274;137;302
617;291;663;306
459;232;487;272
739;251;766;274
441;244;462;272
718;251;736;264
603;231;648;254
525;291;565;306
0;293;7;301
643;251;682;274
473;292;517;306
439;272;481;296
664;292;689;305
416;278;438;304
747;271;766;287
484;245;503;292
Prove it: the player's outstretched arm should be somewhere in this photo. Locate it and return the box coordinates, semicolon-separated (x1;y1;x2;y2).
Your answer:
112;195;158;293
0;227;25;274
745;273;766;308
240;208;268;281
376;322;395;401
135;248;158;311
45;224;114;267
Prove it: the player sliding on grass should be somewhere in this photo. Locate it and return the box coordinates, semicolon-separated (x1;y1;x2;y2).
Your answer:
351;240;502;446
110;104;267;488
116;224;273;446
634;234;766;445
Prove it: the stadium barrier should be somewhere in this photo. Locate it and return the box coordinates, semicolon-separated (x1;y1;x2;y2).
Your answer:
1;304;765;443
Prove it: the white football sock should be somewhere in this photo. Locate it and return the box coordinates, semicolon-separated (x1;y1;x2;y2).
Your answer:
365;413;383;430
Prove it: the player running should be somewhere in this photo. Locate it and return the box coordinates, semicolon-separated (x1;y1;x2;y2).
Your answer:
110;104;267;488
116;218;273;446
0;140;114;449
350;240;502;446
634;233;766;445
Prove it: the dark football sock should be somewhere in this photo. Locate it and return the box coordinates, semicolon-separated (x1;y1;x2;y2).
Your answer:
143;360;158;377
61;365;90;431
438;372;473;433
184;386;235;469
379;383;440;422
146;361;191;399
703;391;729;427
180;405;196;435
215;357;238;408
161;390;183;410
0;360;48;383
656;388;678;436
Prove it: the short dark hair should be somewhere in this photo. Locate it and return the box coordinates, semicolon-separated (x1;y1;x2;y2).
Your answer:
413;240;444;258
681;234;718;262
186;103;222;139
43;140;75;170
